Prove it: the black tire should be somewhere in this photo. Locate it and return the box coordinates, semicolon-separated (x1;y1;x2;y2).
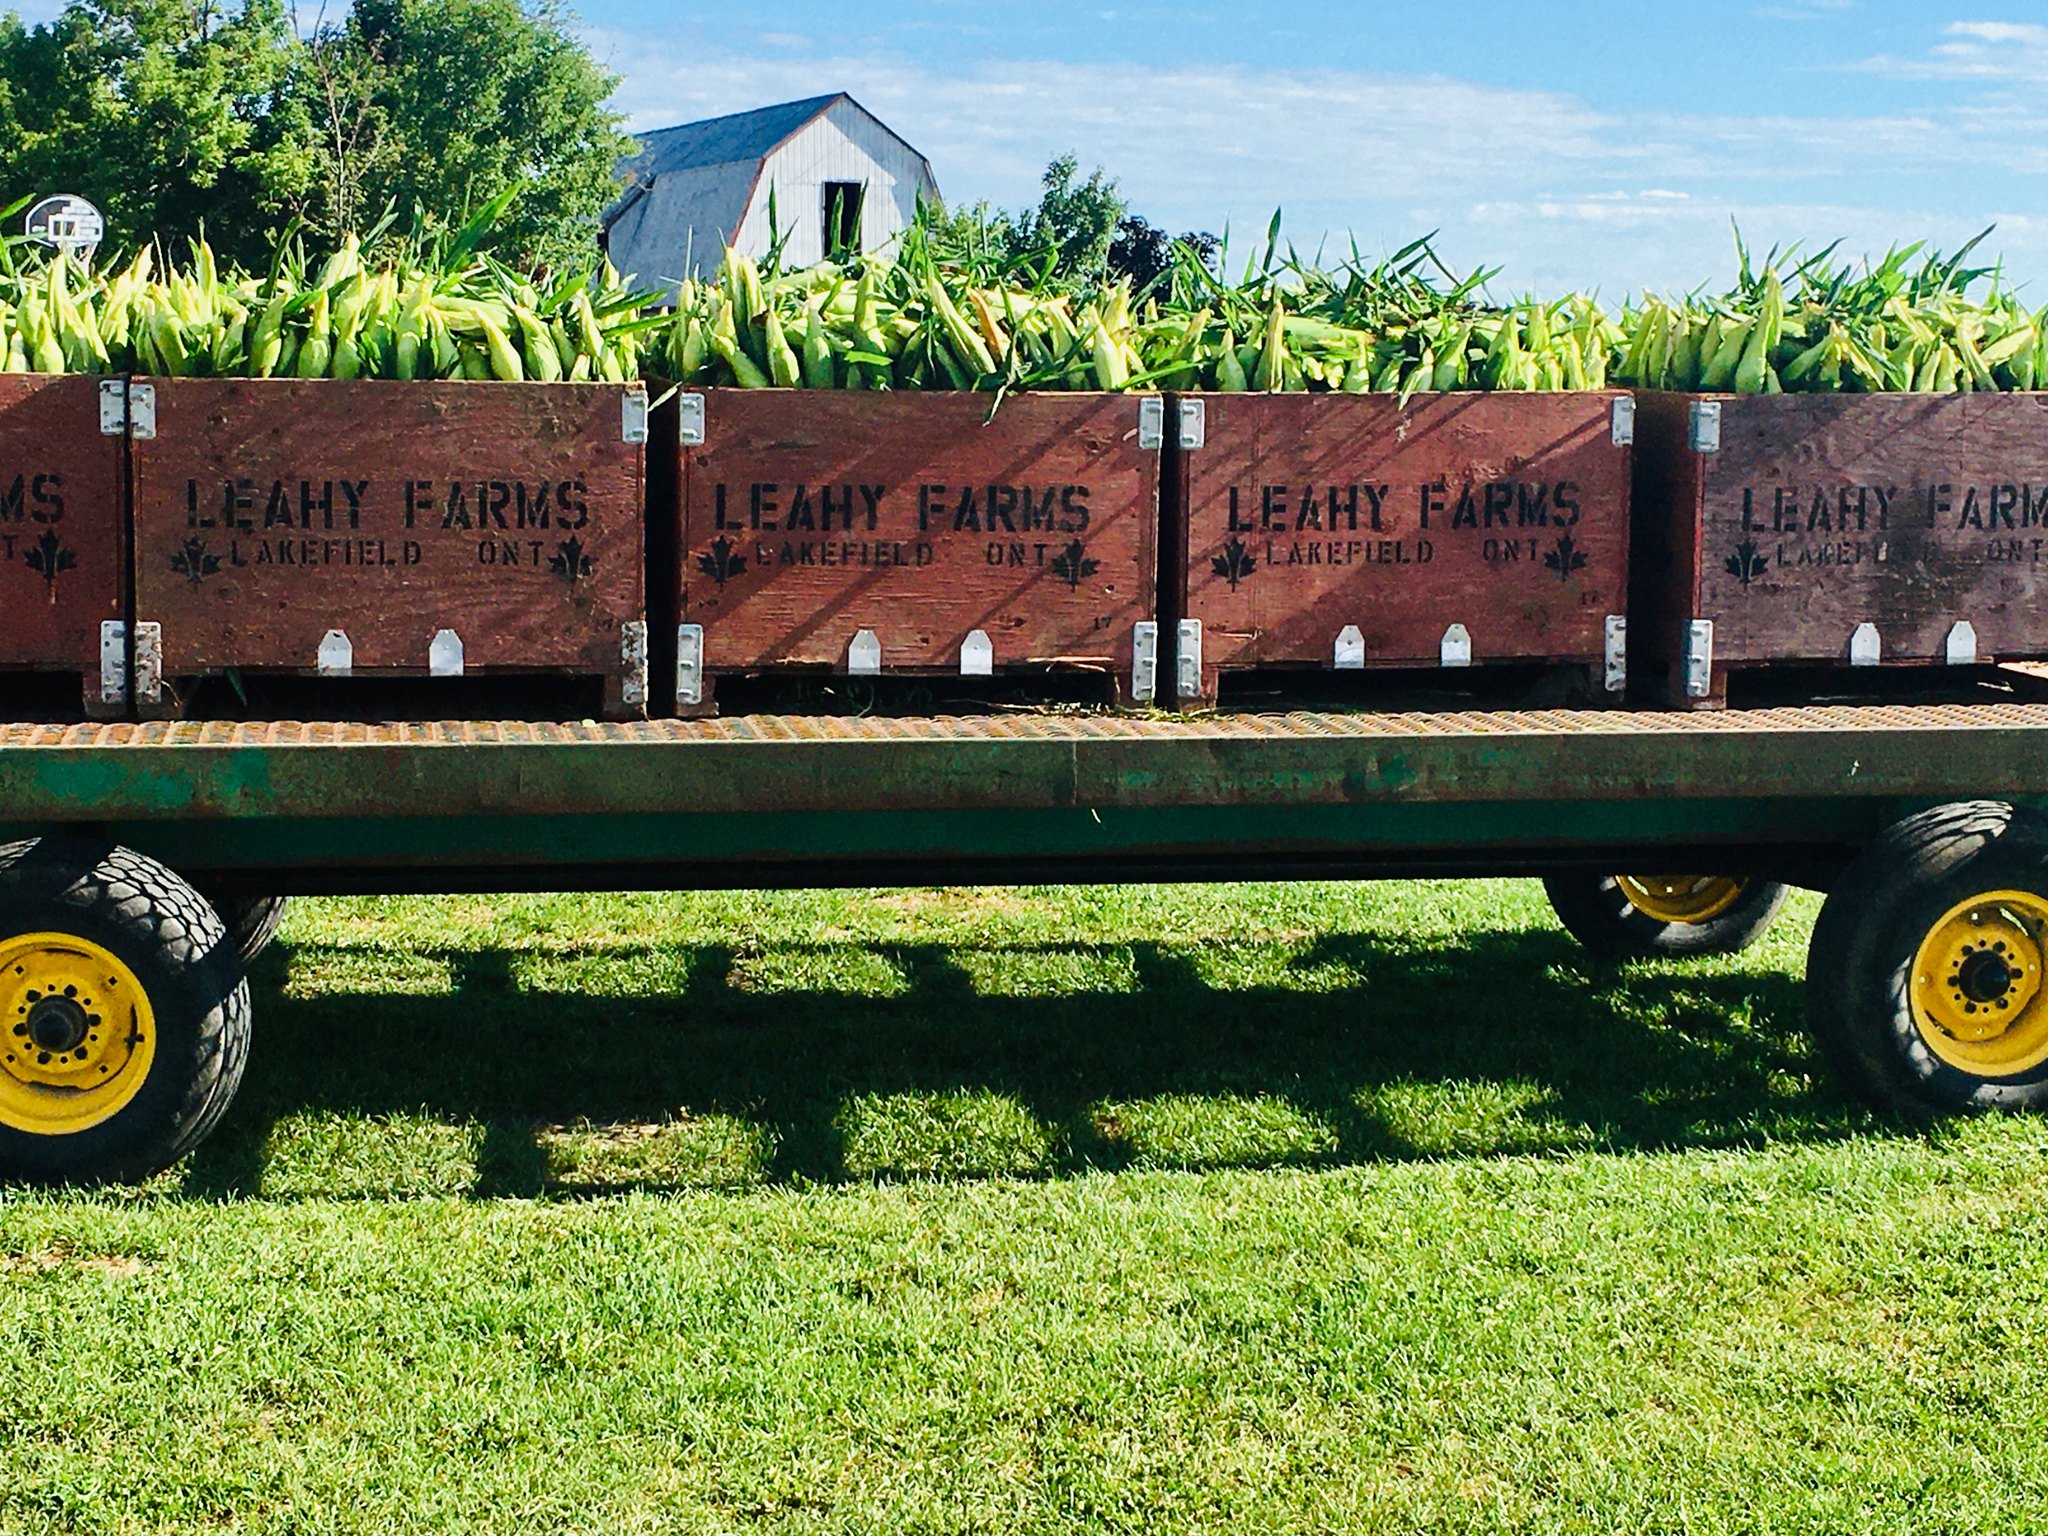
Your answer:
0;839;252;1185
1544;872;1789;959
1806;801;2048;1117
213;895;290;965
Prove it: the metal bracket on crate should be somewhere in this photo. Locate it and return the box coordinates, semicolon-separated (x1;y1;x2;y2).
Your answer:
1137;396;1167;452
677;393;707;448
676;623;705;706
1946;620;1979;666
317;629;354;676
98;380;128;437
1176;619;1204;700
621;387;650;445
1849;623;1881;667
1688;400;1722;454
960;630;993;677
1604;615;1628;693
127;383;156;440
1684;619;1715;698
1439;624;1472;669
133;622;162;707
429;630;465;678
1611;396;1636;448
98;621;128;706
619;621;649;707
848;629;882;676
1131;622;1159;703
1178;398;1207;450
1334;625;1366;671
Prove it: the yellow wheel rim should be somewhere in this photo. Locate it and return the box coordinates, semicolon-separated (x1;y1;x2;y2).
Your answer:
1910;891;2048;1077
0;934;155;1137
1617;875;1750;926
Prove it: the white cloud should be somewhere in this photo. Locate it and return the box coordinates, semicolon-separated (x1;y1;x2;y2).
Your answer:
1856;20;2048;79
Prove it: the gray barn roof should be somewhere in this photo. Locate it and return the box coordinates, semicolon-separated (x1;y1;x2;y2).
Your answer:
624;94;845;183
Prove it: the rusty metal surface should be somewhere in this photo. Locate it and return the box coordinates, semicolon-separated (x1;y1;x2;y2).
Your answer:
6;699;2048;749
0;702;2040;828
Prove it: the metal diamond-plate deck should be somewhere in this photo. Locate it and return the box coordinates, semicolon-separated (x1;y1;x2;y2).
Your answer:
5;702;2048;750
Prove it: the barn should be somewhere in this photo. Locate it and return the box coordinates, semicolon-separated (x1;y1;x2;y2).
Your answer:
603;93;941;295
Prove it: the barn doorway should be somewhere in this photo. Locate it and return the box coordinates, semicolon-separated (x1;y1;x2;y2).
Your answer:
824;182;865;258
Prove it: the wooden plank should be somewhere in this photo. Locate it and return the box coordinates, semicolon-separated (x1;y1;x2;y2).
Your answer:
0;375;124;712
1179;393;1631;695
1694;393;2048;668
680;391;1158;702
131;380;645;712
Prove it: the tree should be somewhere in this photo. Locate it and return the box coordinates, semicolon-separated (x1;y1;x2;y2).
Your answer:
0;0;297;266
271;0;631;268
1107;216;1222;292
0;0;629;268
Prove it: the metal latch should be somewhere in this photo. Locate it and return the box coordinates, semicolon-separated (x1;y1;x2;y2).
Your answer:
1684;619;1715;698
676;623;705;706
429;629;465;677
1611;396;1636;447
1131;621;1158;702
127;382;156;440
1688;400;1722;454
622;387;650;445
1440;624;1472;669
960;629;993;677
1137;396;1167;451
1176;619;1203;700
848;629;881;676
1604;615;1628;693
1178;398;1207;450
1334;624;1365;670
677;392;706;447
1849;622;1881;668
1946;620;1979;666
98;621;128;705
317;629;354;676
619;621;649;707
133;622;163;707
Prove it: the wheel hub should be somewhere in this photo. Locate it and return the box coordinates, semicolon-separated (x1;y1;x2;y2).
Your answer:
0;934;156;1137
1911;892;2048;1073
1617;874;1749;926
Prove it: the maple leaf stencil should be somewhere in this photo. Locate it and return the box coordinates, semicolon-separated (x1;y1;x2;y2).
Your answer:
1725;540;1769;588
549;536;595;583
170;536;221;584
1543;533;1589;583
696;537;746;588
23;529;75;592
1050;540;1100;590
1211;538;1257;591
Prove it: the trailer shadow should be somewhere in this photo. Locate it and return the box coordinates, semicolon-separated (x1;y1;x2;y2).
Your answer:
179;922;1868;1201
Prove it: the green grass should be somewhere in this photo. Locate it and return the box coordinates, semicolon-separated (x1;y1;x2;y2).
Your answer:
7;879;2048;1533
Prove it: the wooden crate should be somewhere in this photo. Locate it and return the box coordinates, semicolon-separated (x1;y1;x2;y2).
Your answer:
1633;392;2048;706
1173;392;1634;705
131;379;649;718
0;376;125;717
675;391;1160;711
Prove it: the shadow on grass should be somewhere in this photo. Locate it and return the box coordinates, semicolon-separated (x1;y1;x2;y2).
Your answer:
178;919;1865;1201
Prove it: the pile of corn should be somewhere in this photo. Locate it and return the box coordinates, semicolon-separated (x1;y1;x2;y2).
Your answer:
9;220;2048;396
1616;236;2048;394
0;237;647;381
661;240;1620;398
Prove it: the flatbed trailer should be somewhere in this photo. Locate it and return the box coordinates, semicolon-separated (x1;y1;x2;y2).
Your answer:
2;700;2046;1182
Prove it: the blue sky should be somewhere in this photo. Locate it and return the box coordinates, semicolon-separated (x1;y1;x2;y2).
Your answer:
571;0;2048;297
17;0;2048;297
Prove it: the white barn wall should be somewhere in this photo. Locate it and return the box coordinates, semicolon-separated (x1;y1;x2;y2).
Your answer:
732;99;937;268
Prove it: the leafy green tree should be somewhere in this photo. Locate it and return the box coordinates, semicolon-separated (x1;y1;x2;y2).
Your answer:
0;0;628;268
0;0;297;265
271;0;631;268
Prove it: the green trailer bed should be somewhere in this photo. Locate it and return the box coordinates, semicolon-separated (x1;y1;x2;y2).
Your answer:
0;701;2044;1182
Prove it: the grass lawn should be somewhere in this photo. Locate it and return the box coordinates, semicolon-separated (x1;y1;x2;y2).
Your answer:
6;878;2048;1533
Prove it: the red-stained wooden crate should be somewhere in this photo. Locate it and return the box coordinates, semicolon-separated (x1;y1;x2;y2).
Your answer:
675;391;1161;711
1173;392;1634;705
131;379;648;718
1632;393;2048;706
0;376;125;717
